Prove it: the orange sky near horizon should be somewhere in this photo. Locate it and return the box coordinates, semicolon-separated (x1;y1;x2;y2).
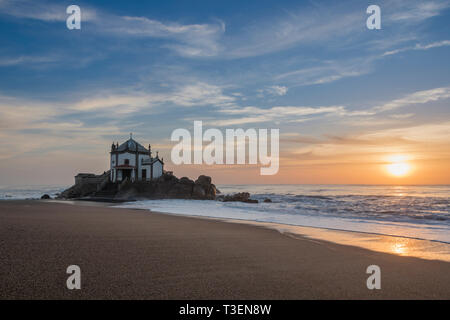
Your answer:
0;117;449;186
165;158;449;185
0;146;449;186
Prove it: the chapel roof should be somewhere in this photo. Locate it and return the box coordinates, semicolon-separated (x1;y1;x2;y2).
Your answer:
115;136;148;153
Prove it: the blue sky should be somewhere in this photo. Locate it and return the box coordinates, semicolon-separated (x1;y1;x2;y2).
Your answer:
0;0;449;185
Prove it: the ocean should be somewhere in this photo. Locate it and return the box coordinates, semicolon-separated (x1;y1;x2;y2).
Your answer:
119;184;450;244
1;184;449;244
0;185;64;200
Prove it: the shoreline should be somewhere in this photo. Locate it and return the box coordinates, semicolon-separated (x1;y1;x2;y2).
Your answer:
110;201;450;263
17;198;450;262
0;200;449;299
183;216;450;262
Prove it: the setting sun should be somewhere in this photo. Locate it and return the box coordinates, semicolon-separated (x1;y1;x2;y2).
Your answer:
386;155;411;177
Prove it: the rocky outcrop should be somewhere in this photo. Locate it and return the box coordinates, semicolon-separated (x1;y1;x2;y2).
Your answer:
193;175;218;200
40;194;51;199
57;171;110;200
58;172;219;201
57;180;99;199
217;192;258;204
117;174;219;200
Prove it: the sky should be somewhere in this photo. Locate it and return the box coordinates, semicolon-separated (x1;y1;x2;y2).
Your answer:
0;0;449;186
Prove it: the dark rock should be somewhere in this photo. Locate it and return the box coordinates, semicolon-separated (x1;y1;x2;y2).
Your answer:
222;192;250;202
179;177;195;185
220;192;258;203
157;173;179;183
192;175;217;200
195;175;211;186
263;198;272;203
207;184;218;199
167;182;194;199
41;194;51;200
58;171;220;201
192;184;206;199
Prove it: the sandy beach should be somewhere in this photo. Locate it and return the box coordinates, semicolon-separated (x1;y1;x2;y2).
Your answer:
0;200;449;299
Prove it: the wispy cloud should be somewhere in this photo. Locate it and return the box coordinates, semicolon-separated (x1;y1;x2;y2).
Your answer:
0;0;224;58
221;105;345;116
222;7;363;59
373;86;450;112
361;121;450;143
0;55;60;67
1;82;236;120
266;85;288;96
166;82;235;107
275;58;374;87
205;84;450;128
72;94;153;113
0;93;136;159
98;16;225;57
389;113;415;119
383;40;450;56
386;0;450;22
208;105;345;126
339;86;450;119
221;0;450;59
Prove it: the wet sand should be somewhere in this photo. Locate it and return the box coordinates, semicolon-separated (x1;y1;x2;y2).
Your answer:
0;200;449;299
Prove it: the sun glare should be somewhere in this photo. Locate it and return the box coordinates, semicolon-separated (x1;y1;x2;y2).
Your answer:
386;155;411;177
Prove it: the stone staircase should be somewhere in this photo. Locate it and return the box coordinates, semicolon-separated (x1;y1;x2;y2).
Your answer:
93;182;118;198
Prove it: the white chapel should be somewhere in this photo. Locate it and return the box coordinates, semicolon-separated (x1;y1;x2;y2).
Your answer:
110;134;164;182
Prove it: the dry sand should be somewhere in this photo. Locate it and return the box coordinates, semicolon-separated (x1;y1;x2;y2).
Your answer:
0;200;449;299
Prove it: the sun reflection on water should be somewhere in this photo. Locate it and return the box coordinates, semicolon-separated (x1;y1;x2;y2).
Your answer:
391;242;408;255
235;221;450;262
